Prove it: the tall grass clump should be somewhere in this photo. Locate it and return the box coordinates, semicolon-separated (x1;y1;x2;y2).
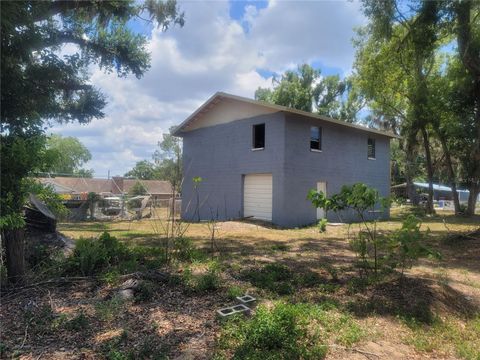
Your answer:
216;302;365;359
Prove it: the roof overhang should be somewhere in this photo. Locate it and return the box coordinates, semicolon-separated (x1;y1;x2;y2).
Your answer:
172;92;400;139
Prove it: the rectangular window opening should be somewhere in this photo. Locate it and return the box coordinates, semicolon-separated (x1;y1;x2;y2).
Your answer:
310;126;322;151
253;123;265;149
368;138;376;159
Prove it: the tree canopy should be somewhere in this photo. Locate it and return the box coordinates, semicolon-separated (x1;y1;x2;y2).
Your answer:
43;134;93;176
153;127;182;189
0;0;184;282
255;64;364;122
354;0;480;215
124;127;182;189
125;160;159;180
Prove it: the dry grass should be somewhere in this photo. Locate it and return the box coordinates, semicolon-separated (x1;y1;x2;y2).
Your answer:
1;207;479;359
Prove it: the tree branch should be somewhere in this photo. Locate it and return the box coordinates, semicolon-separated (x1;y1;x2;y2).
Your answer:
31;1;99;23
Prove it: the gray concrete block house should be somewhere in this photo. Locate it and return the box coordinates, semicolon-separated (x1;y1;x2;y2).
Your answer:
173;92;397;227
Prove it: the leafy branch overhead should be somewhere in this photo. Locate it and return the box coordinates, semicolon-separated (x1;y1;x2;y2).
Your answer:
1;0;184;132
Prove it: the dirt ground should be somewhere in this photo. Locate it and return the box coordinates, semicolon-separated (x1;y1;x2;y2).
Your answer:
1;208;479;359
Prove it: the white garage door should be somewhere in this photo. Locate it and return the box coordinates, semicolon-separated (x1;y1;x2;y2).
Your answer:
244;174;272;221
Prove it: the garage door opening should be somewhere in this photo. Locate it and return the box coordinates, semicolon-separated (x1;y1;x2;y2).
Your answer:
243;174;272;221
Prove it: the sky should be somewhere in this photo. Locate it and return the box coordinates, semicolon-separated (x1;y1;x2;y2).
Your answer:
51;0;366;178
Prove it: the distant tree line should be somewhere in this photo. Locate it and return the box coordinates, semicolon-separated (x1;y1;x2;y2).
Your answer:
124;126;182;191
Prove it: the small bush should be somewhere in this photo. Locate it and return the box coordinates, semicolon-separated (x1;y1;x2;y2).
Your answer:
103;270;121;286
195;261;220;292
227;285;245;300
65;232;166;278
67;232;131;276
317;218;328;233
173;237;204;262
182;261;221;293
386;215;439;275
317;283;340;294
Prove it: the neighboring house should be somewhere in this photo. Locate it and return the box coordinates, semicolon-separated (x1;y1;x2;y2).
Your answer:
173;92;398;227
38;176;172;202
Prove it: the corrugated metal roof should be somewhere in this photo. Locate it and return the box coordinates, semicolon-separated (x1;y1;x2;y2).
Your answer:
413;182;470;193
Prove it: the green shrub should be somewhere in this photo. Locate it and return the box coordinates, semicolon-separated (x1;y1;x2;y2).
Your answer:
130;246;165;270
227;285;245;300
317;218;328;233
103;270;121;286
67;232;131;276
386;215;439;275
173;237;204;262
215;303;364;359
195;261;220;292
182;261;221;293
234;304;308;358
66;232;167;277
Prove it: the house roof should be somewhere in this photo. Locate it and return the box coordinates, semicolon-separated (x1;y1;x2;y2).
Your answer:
39;177;114;194
173;92;400;139
413;182;470;193
123;179;172;195
37;177;172;195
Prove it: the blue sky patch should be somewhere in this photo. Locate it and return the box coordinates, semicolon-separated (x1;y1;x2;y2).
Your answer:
229;0;268;20
310;60;345;77
256;68;276;79
229;0;268;33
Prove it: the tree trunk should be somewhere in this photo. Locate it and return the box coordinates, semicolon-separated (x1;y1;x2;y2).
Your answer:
3;228;26;283
420;127;435;214
405;135;419;205
456;1;480;217
437;132;461;214
466;183;479;216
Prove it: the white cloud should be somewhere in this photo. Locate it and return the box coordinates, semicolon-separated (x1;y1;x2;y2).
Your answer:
51;0;365;177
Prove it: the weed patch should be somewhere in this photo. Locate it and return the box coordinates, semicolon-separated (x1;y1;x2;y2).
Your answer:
244;263;327;295
227;285;245;300
404;315;480;360
95;298;125;322
215;302;365;359
270;243;290;252
182;261;221;293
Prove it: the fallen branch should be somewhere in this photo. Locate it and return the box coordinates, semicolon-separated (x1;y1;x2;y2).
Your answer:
443;227;480;242
118;270;170;282
330;345;380;359
1;270;170;297
20;323;29;349
2;276;93;294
